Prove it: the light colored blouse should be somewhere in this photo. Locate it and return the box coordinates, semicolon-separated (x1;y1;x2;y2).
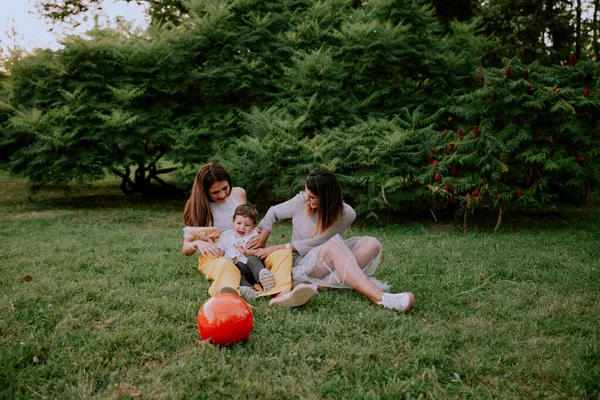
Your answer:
216;229;259;264
210;195;240;233
257;192;356;258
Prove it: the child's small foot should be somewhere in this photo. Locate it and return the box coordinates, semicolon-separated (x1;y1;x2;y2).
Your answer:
259;269;275;292
239;286;261;301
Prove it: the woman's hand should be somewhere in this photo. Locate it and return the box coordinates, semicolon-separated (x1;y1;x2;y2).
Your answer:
255;245;283;260
247;229;270;250
193;239;221;258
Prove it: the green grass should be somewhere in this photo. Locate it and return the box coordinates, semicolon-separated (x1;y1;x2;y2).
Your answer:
1;176;599;399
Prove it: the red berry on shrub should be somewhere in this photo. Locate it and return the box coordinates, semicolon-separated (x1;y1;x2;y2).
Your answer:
451;165;458;176
449;195;455;203
450;143;455;151
474;126;480;138
576;156;584;163
516;188;523;198
584;87;590;98
525;83;533;95
427;153;433;164
458;128;464;138
473;187;479;195
443;184;450;192
434;173;441;182
432;160;438;168
569;52;576;66
505;66;512;79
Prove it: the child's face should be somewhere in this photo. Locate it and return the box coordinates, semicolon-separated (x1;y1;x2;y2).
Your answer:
232;215;255;237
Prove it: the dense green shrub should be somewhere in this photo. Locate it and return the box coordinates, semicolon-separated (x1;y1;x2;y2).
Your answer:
1;0;598;222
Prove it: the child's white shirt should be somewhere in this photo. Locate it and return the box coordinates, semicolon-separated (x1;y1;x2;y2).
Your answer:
216;230;259;264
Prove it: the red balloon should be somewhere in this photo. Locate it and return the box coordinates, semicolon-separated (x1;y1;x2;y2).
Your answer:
197;294;253;346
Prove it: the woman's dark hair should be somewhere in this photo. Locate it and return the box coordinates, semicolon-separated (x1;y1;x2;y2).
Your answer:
183;163;233;227
305;168;344;235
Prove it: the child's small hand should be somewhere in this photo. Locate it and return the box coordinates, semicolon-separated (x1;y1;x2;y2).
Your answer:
234;244;256;256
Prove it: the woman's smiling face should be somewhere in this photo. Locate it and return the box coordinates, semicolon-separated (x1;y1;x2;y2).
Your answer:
208;180;230;203
305;187;320;210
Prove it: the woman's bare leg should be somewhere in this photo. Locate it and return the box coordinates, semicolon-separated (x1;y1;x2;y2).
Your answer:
352;237;382;270
315;239;383;303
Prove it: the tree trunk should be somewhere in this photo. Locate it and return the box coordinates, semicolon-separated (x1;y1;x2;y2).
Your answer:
594;0;600;60
112;164;181;196
575;0;582;60
494;208;503;232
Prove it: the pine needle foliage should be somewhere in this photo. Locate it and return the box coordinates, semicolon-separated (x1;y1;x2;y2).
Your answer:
440;57;600;219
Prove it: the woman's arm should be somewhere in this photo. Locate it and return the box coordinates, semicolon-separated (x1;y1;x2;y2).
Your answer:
291;203;356;256
247;193;302;250
182;235;222;258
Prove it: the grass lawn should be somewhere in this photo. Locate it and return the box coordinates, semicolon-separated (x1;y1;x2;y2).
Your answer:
1;175;599;399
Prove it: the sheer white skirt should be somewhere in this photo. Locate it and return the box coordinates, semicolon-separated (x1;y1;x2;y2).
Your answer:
292;234;390;292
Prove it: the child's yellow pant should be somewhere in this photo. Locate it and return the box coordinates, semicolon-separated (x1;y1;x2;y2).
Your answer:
198;249;293;297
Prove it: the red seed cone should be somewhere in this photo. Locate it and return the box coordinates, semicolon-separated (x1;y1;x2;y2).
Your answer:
451;165;458;176
516;188;523;198
434;173;441;182
450;143;455;151
474;126;480;138
569;52;576;66
505;66;512;79
458;128;464;138
583;87;590;98
477;67;484;83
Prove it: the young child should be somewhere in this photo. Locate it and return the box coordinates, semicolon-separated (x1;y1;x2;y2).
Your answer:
216;204;275;300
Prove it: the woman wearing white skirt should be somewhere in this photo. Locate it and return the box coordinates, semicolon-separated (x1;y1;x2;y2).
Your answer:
249;168;414;312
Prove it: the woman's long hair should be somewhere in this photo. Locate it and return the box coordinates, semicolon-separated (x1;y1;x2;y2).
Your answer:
305;168;344;235
183;163;233;227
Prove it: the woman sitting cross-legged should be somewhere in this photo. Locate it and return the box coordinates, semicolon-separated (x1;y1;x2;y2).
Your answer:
182;163;292;299
248;168;414;312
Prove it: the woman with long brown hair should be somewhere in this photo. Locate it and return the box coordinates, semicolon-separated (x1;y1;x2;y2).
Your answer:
249;168;414;312
182;163;292;298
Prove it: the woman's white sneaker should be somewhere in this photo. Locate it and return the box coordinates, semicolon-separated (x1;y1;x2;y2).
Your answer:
268;283;317;307
378;292;414;312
